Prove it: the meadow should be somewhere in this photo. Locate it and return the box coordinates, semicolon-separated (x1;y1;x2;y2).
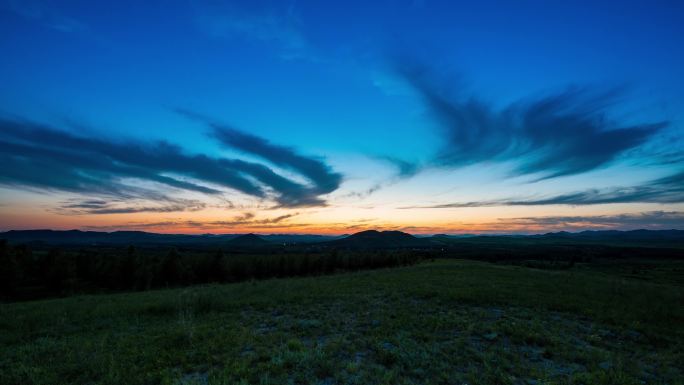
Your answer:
2;258;682;385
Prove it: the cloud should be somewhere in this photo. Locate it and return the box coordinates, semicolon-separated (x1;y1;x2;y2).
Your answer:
352;212;684;233
192;0;312;60
211;127;342;195
0;117;260;199
208;212;299;227
62;199;109;208
83;212;302;231
406;170;684;208
493;211;684;231
396;60;668;180
339;156;421;200
57;198;207;215
0;115;341;210
341;183;385;200
2;0;87;33
377;156;421;178
177;109;343;207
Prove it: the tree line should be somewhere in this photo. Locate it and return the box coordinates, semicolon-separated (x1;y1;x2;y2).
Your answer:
0;240;425;301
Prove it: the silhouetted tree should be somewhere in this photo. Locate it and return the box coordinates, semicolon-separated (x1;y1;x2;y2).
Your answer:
1;239;428;301
116;246;138;289
134;255;157;290
14;244;32;281
75;249;95;283
42;248;76;293
0;240;19;296
160;248;185;286
209;250;226;282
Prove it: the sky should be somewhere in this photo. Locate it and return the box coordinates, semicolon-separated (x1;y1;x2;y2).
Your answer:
1;0;683;234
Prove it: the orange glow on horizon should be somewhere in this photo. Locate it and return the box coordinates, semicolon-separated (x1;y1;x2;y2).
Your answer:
2;191;682;235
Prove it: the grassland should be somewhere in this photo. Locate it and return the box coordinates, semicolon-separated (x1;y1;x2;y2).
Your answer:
1;259;683;385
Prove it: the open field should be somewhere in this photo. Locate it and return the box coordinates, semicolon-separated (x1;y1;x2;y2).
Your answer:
2;259;683;385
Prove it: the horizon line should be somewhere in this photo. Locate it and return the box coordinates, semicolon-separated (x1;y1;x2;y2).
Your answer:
2;227;682;238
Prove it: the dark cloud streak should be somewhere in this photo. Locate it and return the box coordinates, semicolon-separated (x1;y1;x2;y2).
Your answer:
211;126;342;195
495;211;684;230
377;156;420;178
404;170;684;208
176;109;343;207
0;115;342;211
83;212;302;231
396;60;668;180
58;198;207;215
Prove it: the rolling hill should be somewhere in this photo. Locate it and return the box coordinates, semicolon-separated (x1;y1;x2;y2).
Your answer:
226;233;270;247
0;230;339;246
323;230;432;249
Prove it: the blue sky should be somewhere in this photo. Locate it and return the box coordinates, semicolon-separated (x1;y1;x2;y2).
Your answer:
1;0;683;233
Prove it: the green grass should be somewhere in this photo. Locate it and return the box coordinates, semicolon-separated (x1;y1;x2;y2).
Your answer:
1;259;683;385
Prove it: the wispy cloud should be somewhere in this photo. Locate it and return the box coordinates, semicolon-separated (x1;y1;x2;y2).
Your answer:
211;126;342;196
191;0;313;60
0;115;342;211
83;212;302;231
341;211;684;234
56;198;207;215
396;59;668;180
492;211;684;232
341;183;385;200
2;0;87;33
405;170;684;208
340;156;421;200
207;212;299;227
177;109;343;207
377;156;421;178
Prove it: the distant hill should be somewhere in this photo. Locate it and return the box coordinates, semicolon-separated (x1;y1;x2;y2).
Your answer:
3;230;133;244
261;234;345;244
227;233;270;247
0;229;219;246
1;229;682;249
324;230;432;249
431;234;478;239
429;229;684;249
537;229;684;242
0;230;338;247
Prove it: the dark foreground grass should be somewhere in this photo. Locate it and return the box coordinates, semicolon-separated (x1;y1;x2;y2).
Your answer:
1;259;683;385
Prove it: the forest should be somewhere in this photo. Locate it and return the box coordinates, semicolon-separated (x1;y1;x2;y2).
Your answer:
0;240;426;301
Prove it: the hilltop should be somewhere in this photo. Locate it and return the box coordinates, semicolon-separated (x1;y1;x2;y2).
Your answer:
324;230;432;249
0;229;339;246
2;229;683;253
227;233;270;247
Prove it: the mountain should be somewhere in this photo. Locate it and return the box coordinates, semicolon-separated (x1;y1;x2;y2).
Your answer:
2;229;682;249
431;234;478;239
533;229;684;246
261;234;344;244
324;230;432;249
227;233;270;247
426;229;684;249
0;230;340;247
0;229;221;245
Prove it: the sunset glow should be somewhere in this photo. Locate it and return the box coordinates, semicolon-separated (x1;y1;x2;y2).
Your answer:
1;1;683;234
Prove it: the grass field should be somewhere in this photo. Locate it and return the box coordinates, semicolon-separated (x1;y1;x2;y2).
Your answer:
1;259;683;385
